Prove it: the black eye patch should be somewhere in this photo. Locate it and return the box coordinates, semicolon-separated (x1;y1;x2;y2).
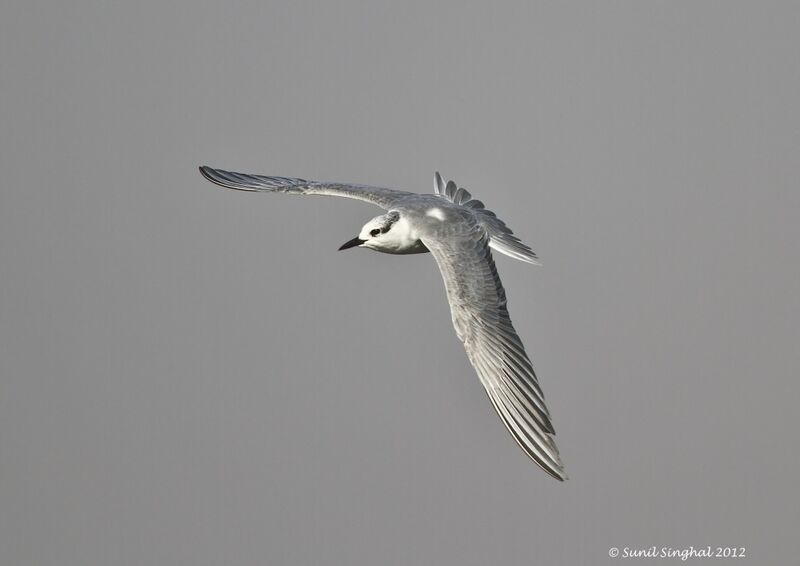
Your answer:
375;211;399;235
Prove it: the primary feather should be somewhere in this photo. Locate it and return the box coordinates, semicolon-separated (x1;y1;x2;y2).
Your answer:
433;172;542;265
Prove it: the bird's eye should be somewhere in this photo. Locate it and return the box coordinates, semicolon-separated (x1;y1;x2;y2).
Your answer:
370;229;380;237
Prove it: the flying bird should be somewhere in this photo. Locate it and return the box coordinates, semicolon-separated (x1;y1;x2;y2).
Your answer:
199;166;567;480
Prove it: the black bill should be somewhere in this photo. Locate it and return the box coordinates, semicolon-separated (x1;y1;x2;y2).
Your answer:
338;237;365;251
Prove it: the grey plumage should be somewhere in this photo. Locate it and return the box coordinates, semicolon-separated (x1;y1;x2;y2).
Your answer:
199;166;413;208
199;166;566;480
433;172;542;265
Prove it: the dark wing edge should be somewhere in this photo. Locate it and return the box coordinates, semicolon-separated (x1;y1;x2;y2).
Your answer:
199;166;411;209
424;228;566;481
199;166;309;193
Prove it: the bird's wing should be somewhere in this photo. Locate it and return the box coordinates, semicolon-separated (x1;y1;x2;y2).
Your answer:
200;166;413;209
422;222;566;480
433;172;541;265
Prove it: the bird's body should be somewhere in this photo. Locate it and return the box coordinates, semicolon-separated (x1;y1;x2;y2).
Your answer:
199;166;567;481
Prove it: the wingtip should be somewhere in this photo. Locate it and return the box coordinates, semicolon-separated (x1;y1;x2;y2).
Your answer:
198;165;213;180
543;457;568;481
551;459;569;481
198;165;235;190
529;452;568;481
433;171;444;194
541;451;568;481
518;254;543;267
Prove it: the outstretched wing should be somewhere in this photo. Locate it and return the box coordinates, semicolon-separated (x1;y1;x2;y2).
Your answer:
433;172;541;265
199;166;413;209
422;222;565;480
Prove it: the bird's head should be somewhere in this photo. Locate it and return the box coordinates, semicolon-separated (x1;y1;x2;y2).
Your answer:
339;211;408;252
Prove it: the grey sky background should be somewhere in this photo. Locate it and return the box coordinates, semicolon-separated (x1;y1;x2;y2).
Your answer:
1;1;798;564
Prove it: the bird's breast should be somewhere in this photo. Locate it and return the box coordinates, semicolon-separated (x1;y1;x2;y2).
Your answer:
380;239;429;255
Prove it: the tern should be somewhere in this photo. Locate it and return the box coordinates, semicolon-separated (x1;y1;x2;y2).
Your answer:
199;166;567;480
